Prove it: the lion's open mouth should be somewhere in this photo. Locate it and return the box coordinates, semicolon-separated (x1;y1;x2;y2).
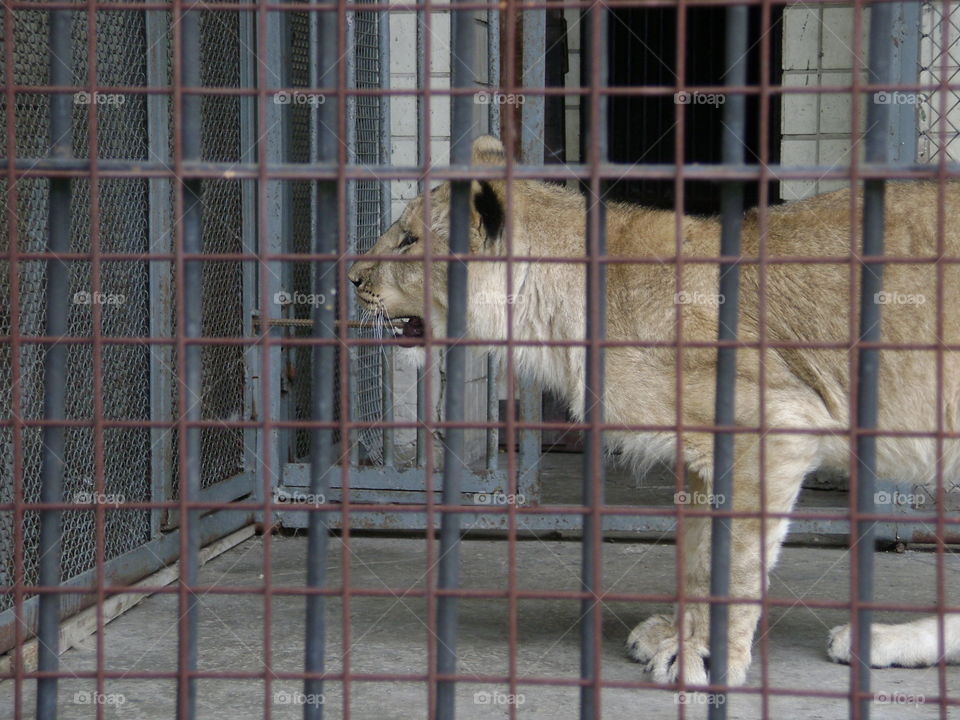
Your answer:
397;316;424;346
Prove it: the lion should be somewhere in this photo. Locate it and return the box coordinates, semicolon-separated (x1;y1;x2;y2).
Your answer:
348;135;960;685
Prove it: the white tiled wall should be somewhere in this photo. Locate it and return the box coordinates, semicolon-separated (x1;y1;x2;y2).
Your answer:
780;4;871;200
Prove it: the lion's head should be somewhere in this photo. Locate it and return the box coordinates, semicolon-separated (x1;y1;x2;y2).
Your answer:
348;135;508;344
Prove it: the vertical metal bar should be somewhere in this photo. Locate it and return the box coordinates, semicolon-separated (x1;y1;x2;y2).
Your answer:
580;4;606;718
175;4;203;717
435;2;475;715
304;1;338;716
347;6;361;469
889;2;920;164
379;6;395;469
417;364;427;468
521;6;546;161
484;6;501;474
415;0;428;474
707;6;747;716
146;9;175;537
239;10;261;505
266;11;291;477
36;9;72;719
486;353;498;472
852;3;896;718
487;2;501;137
517;5;544;495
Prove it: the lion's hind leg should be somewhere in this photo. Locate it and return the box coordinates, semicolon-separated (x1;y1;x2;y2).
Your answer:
827;615;960;668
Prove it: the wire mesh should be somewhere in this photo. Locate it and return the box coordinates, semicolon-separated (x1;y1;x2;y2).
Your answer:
918;0;960;162
0;9;152;613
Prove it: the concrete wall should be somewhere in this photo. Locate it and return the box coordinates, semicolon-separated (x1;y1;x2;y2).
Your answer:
387;3;494;469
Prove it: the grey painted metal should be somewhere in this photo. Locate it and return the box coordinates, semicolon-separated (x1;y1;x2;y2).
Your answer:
521;7;547;162
238;11;263;514
417;364;428;468
276;506;915;542
266;11;292;476
708;7;748;716
0;507;254;656
487;5;501;137
517;7;545;503
579;7;607;718
889;2;921;164
484;11;501;474
145;9;175;538
486;353;499;472
380;7;395;469
178;6;204;717
854;4;896;718
283;463;506;492
346;6;361;469
36;9;73;717
305;3;339;715
436;3;476;714
163;472;257;529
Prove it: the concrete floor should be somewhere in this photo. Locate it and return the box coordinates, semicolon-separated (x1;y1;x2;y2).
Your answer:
3;533;960;719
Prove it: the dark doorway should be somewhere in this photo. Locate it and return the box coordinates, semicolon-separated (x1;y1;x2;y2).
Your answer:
604;6;783;214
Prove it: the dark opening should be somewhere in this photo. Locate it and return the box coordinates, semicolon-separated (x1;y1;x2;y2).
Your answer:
604;6;784;214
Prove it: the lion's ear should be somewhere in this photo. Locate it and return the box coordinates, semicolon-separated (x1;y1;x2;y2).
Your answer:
471;180;504;243
471;135;506;166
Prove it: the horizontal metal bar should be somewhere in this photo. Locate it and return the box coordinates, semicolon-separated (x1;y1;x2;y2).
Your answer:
5;158;960;181
282;464;506;493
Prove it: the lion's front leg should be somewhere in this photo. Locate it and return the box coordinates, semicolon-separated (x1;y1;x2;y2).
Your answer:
628;440;812;687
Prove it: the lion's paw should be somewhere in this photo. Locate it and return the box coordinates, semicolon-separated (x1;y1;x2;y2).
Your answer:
827;622;933;668
626;615;710;685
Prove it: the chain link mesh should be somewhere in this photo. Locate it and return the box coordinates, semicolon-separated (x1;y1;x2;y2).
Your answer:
918;1;960;162
0;10;152;612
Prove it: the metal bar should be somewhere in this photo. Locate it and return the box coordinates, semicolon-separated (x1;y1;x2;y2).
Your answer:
435;1;475;714
146;9;175;537
486;353;498;472
851;2;896;717
417;364;428;468
379;5;395;469
707;5;748;716
35;9;73;719
889;2;920;164
521;4;546;161
175;3;203;717
347;5;361;469
304;1;339;715
487;0;501;136
580;4;607;717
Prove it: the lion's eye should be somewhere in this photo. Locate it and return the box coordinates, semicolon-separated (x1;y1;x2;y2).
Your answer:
398;232;417;250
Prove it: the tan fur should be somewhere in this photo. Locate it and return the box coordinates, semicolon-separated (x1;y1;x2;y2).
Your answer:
349;136;960;685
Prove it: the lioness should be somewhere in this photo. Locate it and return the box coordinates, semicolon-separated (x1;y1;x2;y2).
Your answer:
348;135;960;685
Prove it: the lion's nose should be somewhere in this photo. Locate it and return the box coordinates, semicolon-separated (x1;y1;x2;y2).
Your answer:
347;266;363;288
